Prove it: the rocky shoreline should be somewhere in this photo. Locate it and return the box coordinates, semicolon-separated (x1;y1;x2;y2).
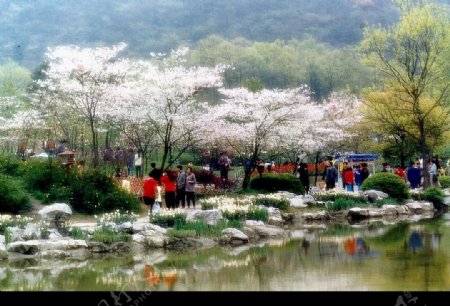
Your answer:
1;195;445;262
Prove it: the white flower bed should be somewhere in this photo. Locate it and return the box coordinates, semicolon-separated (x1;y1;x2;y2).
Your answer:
94;210;138;225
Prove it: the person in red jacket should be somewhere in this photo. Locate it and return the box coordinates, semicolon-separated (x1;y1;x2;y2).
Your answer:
160;169;177;209
143;173;158;215
343;164;355;192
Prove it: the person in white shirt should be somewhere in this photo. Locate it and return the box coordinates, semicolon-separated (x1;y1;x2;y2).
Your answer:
134;151;142;177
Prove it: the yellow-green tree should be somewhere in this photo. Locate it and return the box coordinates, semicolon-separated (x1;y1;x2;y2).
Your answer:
360;0;450;162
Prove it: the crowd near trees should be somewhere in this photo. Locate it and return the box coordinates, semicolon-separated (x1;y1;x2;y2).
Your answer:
0;0;449;191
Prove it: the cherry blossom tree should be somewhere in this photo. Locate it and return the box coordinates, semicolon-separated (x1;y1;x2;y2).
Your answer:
202;88;362;189
34;43;130;167
202;87;316;189
110;48;225;172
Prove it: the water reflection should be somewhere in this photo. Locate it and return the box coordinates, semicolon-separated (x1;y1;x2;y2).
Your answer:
0;217;448;291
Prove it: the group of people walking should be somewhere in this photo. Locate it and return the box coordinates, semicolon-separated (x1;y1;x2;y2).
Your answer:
142;165;197;215
323;161;371;191
321;156;445;192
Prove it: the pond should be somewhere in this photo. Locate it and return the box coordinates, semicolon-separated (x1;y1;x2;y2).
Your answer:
1;213;449;291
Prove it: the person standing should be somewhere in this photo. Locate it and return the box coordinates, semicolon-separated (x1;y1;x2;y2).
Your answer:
354;164;363;191
161;170;176;209
407;161;421;189
175;165;186;208
218;151;230;183
298;163;310;193
343;164;354;192
126;148;135;177
185;167;197;209
134;151;142;178
325;161;338;190
143;173;158;216
360;163;370;184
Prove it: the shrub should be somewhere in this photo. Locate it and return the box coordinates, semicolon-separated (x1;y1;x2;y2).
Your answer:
0;155;22;176
246;207;269;221
250;173;305;195
45;185;72;204
201;202;216;210
254;197;290;211
438;176;450;188
361;173;409;200
0;175;31;213
422;187;444;208
70;170;141;214
22;159;69;193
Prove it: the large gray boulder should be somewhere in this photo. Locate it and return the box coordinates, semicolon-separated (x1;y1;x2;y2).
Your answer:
406;201;434;214
219;228;249;245
38;203;72;228
302;211;330;221
22;223;41;240
6;239;88;254
186;209;223;226
139;230;169;248
290;196;307;208
347;207;370;220
5;227;24;243
302;194;316;205
267;207;284;226
363;190;389;202
246;224;287;239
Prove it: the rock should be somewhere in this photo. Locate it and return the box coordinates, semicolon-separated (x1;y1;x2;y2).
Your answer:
132;234;146;244
281;212;295;223
6;241;39;254
141;230;169;248
347;207;370;220
382;205;398;216
267;207;284;226
442;188;450;197
147;224;167;235
118;222;133;233
22;223;41;240
38;203;72;228
5;227;24;243
363;190;389;202
186;209;223;226
241;226;258;240
165;237;203;250
88;241;131;253
132;222;153;233
48;229;63;240
219;228;249;245
405;201;433;214
368;209;383;218
72;223;96;235
290;196;307;208
244;220;265;227
302;194;316;205
396;205;410;215
6;239;88;255
302;211;330;221
250;224;287;239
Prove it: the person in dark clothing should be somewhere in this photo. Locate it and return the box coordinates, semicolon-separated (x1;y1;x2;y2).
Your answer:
298;163;310;193
149;162;162;184
407;162;421;189
360;163;370;183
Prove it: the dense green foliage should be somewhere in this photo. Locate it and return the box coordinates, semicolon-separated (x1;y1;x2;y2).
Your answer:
438;176;450;188
250;173;305;195
422;188;445;207
168;219;243;238
361;173;409;200
0;175;31;213
70;171;141;214
0;0;400;68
